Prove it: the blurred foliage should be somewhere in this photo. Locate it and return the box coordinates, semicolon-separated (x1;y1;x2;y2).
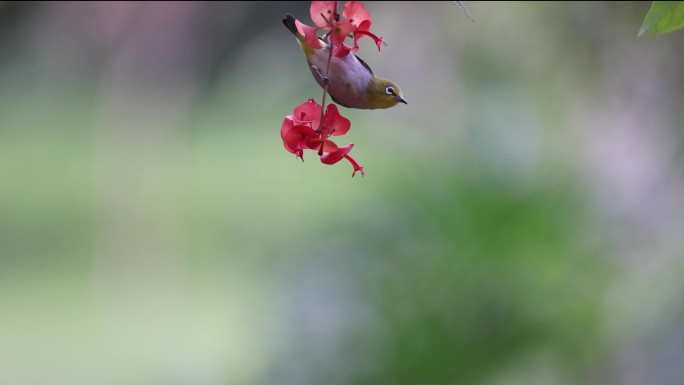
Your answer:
269;169;610;385
639;1;684;36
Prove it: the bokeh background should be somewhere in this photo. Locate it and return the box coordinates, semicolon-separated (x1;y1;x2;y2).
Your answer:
1;1;683;384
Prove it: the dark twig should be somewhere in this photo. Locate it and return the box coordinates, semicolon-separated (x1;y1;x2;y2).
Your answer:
316;1;338;147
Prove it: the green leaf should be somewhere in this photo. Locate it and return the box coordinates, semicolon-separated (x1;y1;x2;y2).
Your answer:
639;1;684;36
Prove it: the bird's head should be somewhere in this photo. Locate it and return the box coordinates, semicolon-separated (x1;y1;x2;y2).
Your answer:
366;78;407;110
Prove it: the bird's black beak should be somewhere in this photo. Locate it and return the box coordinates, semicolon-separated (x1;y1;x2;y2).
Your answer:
396;96;407;104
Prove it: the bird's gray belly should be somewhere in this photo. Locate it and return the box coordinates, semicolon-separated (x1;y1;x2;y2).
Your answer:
308;50;370;109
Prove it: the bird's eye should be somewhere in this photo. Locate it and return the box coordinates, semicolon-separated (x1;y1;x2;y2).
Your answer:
385;86;394;95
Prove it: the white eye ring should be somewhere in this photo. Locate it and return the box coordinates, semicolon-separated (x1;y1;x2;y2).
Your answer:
385;86;394;95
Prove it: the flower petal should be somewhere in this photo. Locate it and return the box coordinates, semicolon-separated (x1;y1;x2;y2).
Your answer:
282;123;317;156
321;104;351;137
310;1;337;29
285;126;313;152
354;20;386;51
345;153;365;177
320;143;354;165
342;1;371;28
307;137;339;154
332;44;352;58
321;143;365;176
293;98;323;130
330;20;356;48
295;20;324;50
281;116;295;140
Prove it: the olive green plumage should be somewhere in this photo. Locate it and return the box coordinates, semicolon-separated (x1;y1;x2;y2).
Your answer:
283;14;407;110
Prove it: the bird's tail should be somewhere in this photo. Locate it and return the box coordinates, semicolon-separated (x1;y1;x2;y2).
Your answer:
282;14;298;36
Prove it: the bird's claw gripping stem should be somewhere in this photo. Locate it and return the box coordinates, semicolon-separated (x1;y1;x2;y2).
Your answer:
311;65;330;85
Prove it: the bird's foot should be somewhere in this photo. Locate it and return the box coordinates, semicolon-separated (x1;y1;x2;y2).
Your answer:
311;65;330;85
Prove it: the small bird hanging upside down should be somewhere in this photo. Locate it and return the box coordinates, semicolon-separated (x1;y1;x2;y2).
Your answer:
283;14;407;110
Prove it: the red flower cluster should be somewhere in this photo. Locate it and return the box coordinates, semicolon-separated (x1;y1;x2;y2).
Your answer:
281;1;385;177
281;99;364;177
296;1;385;57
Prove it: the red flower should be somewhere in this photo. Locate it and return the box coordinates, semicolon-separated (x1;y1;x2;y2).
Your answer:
281;99;337;161
292;98;322;130
350;20;385;52
281;119;317;160
341;1;370;26
342;1;385;52
321;143;365;177
295;1;386;58
281;99;364;176
329;20;356;57
310;1;337;29
281;1;384;177
320;104;350;137
295;20;324;50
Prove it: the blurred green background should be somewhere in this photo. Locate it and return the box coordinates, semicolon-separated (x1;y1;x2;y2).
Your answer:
1;1;684;384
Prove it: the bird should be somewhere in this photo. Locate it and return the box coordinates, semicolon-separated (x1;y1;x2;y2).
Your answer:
283;14;407;110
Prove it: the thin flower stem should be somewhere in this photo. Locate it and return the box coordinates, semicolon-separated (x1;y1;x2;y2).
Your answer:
316;0;338;143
